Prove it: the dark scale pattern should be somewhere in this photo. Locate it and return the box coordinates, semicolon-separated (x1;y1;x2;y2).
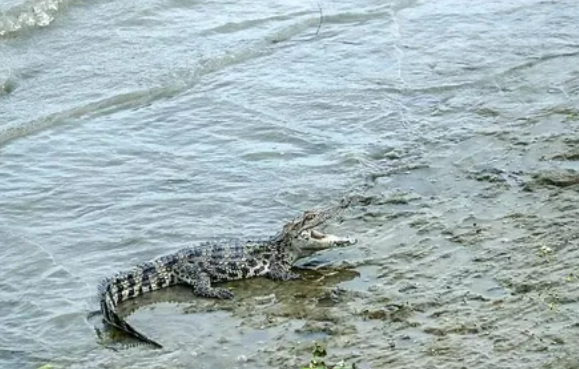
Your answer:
214;266;228;276
95;206;354;349
247;257;259;268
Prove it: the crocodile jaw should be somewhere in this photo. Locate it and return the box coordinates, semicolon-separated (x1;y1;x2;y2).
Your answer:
293;229;357;257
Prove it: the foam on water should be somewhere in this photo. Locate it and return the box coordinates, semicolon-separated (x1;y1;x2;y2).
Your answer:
0;0;73;37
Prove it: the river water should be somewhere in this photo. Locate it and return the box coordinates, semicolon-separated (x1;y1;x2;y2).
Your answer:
1;0;579;368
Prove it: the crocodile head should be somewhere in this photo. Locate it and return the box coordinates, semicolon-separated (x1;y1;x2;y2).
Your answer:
282;210;329;238
282;198;352;239
282;208;356;259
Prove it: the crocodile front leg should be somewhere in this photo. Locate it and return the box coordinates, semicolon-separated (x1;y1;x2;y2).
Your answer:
173;264;234;299
266;264;301;281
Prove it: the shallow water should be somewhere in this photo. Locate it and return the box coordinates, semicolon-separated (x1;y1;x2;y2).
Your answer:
1;0;579;368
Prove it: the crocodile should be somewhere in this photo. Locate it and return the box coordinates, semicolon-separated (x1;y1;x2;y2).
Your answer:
97;204;356;348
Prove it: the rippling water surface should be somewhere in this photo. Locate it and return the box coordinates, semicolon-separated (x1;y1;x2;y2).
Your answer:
1;1;579;368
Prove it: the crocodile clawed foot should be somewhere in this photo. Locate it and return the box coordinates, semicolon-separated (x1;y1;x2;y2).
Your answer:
194;286;235;300
214;288;235;300
283;271;302;281
267;268;302;281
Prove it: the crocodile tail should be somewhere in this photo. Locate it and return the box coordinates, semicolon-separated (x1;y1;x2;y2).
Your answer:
100;285;163;349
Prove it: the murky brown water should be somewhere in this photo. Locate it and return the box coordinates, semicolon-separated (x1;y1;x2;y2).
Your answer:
1;0;579;368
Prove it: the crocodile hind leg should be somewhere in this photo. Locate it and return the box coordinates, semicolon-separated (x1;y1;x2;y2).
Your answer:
173;264;235;299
